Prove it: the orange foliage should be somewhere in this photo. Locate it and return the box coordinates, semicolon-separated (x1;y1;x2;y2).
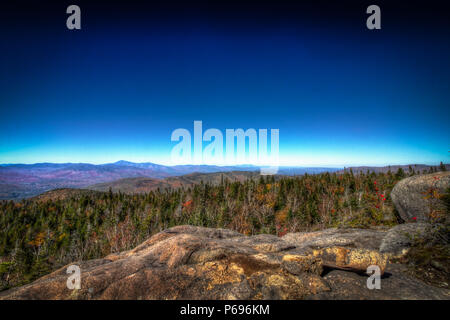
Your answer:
275;207;289;225
28;232;45;247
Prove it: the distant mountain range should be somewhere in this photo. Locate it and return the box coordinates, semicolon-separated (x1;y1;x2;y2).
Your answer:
0;161;338;199
0;161;447;200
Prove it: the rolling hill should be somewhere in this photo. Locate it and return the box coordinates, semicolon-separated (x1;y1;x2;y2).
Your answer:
87;171;262;193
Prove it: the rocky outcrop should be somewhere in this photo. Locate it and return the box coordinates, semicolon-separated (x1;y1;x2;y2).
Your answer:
1;225;448;300
390;171;449;222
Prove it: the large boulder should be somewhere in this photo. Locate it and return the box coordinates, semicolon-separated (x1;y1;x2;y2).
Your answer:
1;225;449;300
390;171;450;222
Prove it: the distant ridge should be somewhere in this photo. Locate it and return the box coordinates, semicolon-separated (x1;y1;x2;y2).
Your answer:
87;171;262;194
339;164;449;174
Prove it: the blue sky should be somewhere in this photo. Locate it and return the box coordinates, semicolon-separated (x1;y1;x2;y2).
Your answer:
1;1;449;166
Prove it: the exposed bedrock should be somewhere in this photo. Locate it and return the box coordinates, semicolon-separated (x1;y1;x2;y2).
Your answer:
1;225;448;300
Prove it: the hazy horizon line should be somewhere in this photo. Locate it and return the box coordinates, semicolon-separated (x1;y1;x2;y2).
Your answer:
0;160;447;168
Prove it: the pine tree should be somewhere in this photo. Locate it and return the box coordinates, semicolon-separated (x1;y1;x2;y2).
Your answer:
395;168;406;179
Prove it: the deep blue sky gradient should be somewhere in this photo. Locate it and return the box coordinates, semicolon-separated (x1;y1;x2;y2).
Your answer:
1;1;449;166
